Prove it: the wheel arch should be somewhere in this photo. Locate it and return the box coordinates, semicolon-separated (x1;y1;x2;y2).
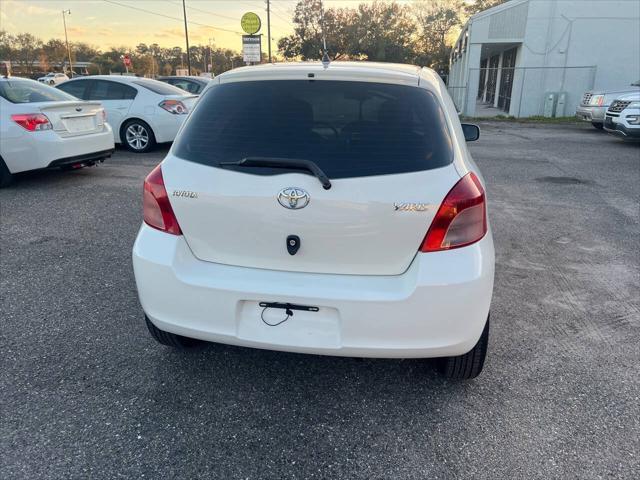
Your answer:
118;117;156;145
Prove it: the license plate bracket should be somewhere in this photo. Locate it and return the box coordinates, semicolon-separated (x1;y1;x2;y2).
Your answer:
259;302;319;313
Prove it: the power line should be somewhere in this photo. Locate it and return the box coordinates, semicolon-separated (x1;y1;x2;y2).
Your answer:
269;8;294;27
169;0;238;22
102;0;244;35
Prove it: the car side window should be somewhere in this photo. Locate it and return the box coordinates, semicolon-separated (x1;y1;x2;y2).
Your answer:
169;79;198;93
57;80;90;100
89;80;137;101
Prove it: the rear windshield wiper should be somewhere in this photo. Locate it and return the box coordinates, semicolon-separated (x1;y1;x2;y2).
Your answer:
219;157;332;190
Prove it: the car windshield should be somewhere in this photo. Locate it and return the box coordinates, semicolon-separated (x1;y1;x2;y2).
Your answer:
173;80;454;179
132;79;187;96
0;79;76;103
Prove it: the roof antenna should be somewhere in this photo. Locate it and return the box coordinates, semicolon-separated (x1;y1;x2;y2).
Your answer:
320;0;330;68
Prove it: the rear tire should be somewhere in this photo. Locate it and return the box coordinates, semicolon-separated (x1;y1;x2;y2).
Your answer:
441;316;489;380
121;119;156;153
145;315;201;348
0;158;14;188
592;122;604;130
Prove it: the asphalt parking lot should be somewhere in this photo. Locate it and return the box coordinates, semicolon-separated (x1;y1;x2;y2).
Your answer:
1;122;638;479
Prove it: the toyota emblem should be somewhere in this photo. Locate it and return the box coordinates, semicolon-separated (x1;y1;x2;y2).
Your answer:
277;187;310;210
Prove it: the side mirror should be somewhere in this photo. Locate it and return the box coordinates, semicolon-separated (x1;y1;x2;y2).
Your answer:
461;123;480;142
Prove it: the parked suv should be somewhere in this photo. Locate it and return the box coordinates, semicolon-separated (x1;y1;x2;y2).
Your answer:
604;92;640;140
132;62;495;379
576;80;640;129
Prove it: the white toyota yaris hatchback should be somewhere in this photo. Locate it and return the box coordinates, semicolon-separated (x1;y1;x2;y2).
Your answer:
133;62;495;379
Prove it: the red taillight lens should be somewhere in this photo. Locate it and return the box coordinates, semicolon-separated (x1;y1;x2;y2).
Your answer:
159;99;188;115
11;113;52;131
143;164;182;235
420;172;487;252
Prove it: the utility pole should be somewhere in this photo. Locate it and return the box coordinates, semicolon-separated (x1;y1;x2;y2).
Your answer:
208;37;214;73
62;9;73;76
182;0;191;75
266;0;272;63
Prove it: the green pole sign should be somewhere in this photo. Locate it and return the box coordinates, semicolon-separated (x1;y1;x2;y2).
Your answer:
241;12;261;35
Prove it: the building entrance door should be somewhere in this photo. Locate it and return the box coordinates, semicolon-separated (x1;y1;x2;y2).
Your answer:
498;47;517;112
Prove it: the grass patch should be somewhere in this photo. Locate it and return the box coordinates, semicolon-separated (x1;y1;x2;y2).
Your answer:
462;115;583;124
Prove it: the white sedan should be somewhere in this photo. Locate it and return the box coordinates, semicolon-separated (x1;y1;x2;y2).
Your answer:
57;76;197;153
37;72;69;85
0;77;114;187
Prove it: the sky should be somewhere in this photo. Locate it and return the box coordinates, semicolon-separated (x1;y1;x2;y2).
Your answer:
0;0;421;52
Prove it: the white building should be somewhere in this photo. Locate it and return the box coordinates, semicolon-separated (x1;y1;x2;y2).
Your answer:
448;0;640;117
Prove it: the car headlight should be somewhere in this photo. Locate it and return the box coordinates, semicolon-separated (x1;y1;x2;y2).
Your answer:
628;102;640;108
591;94;605;106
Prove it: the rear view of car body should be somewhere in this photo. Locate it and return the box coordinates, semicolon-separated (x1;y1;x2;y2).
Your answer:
133;63;494;368
0;78;114;177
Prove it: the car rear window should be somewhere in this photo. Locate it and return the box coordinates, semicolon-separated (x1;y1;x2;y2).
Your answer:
173;80;454;179
133;79;187;96
0;79;76;104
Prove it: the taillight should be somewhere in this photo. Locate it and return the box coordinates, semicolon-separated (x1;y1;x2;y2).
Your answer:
11;113;52;131
159;99;188;115
420;172;487;252
143;164;182;235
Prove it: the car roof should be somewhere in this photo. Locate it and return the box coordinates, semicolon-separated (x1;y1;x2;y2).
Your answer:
217;61;428;87
159;75;208;81
66;75;149;84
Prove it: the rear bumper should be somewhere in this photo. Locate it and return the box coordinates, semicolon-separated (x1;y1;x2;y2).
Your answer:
48;148;115;168
2;124;114;174
575;105;605;123
132;224;495;358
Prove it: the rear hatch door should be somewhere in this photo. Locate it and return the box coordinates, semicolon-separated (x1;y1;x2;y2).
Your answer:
165;79;458;276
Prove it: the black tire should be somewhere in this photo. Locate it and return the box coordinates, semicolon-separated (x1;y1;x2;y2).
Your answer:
592;122;604;130
121;119;156;153
145;315;201;348
441;316;489;380
0;157;14;188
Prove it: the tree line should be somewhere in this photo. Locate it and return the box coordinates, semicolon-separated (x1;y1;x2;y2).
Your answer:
278;0;506;71
0;31;243;77
0;0;506;77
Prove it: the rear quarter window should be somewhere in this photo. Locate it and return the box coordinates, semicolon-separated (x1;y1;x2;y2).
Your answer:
173;80;454;179
133;79;187;96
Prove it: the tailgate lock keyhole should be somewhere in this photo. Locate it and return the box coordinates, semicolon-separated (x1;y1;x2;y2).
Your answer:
287;235;300;255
